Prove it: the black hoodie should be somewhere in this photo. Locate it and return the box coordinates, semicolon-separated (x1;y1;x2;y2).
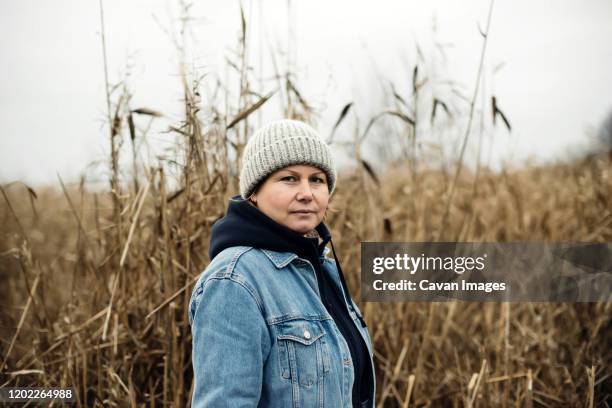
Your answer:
209;196;374;407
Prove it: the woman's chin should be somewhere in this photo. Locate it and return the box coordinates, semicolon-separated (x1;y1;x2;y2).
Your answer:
285;221;315;235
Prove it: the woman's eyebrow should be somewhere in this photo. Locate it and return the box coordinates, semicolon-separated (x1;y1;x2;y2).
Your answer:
283;169;325;176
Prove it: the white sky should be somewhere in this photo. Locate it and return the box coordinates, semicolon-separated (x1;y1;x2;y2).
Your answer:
1;0;611;185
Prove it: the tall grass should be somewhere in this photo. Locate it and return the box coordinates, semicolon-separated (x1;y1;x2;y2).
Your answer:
1;3;611;407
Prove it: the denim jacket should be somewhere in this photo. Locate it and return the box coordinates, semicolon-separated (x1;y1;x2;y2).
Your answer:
188;244;375;407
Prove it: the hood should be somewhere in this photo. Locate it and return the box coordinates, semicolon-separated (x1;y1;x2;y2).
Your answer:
209;195;332;262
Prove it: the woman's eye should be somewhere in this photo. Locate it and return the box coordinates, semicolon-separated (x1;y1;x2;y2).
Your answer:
280;175;325;183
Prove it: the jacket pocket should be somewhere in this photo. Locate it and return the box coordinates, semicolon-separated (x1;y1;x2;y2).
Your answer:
276;319;330;389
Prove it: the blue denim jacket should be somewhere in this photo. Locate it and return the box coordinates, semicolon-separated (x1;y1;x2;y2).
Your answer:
188;245;375;407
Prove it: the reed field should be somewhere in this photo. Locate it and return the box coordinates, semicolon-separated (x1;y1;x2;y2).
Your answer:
1;3;611;406
2;134;611;407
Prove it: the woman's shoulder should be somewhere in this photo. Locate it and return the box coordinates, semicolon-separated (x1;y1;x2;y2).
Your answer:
191;246;290;311
189;246;265;325
198;246;284;284
209;245;254;268
198;246;253;283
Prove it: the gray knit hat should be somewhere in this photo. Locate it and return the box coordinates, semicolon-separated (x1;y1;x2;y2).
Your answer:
239;119;336;199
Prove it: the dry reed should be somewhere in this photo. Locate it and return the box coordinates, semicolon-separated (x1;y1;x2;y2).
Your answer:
1;3;611;406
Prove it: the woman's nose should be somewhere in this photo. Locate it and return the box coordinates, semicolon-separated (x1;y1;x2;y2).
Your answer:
296;180;313;200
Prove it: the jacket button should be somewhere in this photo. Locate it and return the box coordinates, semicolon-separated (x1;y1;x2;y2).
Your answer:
303;330;311;340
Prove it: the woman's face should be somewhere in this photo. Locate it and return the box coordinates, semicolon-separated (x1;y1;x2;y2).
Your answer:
251;164;330;234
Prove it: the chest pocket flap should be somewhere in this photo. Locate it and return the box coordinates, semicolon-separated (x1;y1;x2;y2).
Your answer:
276;319;330;386
277;319;324;345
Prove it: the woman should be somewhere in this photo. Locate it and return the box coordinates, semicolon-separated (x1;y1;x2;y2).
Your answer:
188;119;375;407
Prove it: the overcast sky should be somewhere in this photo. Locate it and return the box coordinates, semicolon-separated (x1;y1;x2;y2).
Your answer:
1;0;611;185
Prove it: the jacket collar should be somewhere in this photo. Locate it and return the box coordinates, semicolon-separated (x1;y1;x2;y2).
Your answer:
261;249;298;268
261;246;332;269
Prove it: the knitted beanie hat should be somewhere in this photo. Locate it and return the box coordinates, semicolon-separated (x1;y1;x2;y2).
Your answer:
239;119;336;199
